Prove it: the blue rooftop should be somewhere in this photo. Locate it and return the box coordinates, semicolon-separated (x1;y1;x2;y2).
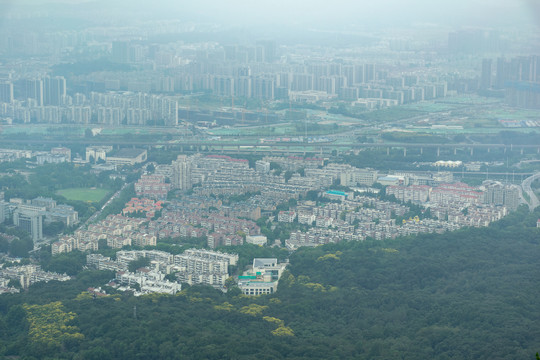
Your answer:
326;190;347;196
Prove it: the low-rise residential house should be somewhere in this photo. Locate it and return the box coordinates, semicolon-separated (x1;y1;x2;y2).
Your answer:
278;210;296;223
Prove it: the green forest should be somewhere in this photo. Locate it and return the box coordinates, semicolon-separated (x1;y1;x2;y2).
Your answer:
0;206;539;359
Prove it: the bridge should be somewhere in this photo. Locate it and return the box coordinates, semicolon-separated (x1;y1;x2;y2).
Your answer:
0;138;538;156
521;172;540;210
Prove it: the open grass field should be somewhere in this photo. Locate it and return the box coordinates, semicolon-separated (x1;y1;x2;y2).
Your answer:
56;187;110;203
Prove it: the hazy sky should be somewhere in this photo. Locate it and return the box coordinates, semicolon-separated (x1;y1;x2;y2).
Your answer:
0;0;538;30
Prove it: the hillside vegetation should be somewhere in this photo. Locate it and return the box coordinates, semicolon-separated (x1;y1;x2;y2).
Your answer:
0;206;538;359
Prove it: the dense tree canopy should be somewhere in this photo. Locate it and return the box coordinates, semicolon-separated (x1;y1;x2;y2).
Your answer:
0;207;538;359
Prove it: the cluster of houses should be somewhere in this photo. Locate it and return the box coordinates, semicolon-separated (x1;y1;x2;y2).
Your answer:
0;147;71;164
284;187;512;249
87;248;238;295
122;197;164;219
39;153;524;297
386;181;520;211
134;174;171;201
145;202;261;248
0;264;70;293
261;156;324;171
52;214;156;255
52;154;521;260
187;154;334;205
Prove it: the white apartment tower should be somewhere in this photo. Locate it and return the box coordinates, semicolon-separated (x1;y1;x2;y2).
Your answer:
172;155;192;190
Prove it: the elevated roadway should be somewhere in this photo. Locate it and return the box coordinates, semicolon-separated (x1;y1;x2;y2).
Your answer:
0;137;538;154
521;172;540;211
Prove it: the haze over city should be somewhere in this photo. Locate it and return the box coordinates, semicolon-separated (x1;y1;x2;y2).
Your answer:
0;0;538;359
1;0;539;27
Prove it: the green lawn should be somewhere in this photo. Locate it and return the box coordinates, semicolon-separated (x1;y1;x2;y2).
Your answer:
56;188;110;203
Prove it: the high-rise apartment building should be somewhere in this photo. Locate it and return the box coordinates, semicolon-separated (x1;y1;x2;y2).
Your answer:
364;64;376;82
353;64;365;84
15;79;44;105
496;56;540;108
252;77;274;99
256;40;276;62
482;181;520;211
481;59;492;89
172;155;192;191
0;81;14;103
43;76;66;106
496;55;539;88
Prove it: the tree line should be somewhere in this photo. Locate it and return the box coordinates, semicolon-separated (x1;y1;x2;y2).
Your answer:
0;206;538;359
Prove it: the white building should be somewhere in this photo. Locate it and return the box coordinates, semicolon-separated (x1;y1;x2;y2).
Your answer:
246;235;267;246
13;205;44;242
341;168;379;186
238;258;288;296
172;155;192;190
255;160;270;174
86;146;112;162
278;210;296;223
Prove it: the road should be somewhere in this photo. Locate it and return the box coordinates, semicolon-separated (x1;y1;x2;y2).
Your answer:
80;182;131;229
0;136;539;151
521;172;540;210
31;183;131;253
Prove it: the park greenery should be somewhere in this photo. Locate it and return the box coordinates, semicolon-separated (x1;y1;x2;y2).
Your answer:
470;130;540;145
0;224;33;258
339;146;532;175
95;184;135;222
0;162;129;257
0;162;123;223
0;206;537;359
332;105;424;123
56;188;111;203
128;257;151;273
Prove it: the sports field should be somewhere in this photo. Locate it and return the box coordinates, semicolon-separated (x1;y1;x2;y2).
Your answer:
56;188;110;203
